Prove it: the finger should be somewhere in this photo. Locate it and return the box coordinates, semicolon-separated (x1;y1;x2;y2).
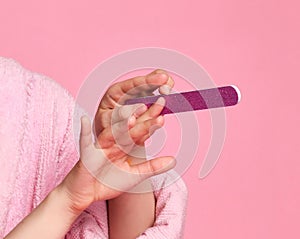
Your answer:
159;75;175;95
111;116;136;146
80;116;93;150
98;116;136;144
94;109;112;135
96;127;114;148
111;104;147;124
131;156;176;178
137;117;164;145
137;123;163;145
109;115;164;152
130;116;164;145
137;97;166;122
100;70;170;108
102;114;164;153
120;70;170;96
95;104;147;137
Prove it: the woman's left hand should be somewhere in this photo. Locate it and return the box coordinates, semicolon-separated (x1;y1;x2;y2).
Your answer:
60;70;175;214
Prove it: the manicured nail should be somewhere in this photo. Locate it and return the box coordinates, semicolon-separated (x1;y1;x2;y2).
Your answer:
156;97;166;107
160;85;171;94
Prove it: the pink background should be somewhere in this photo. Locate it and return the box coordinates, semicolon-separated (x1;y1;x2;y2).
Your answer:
1;0;299;238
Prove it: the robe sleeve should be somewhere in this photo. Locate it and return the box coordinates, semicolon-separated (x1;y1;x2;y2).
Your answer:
137;171;188;239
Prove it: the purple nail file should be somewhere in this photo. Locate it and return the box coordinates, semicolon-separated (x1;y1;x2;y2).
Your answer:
124;85;241;115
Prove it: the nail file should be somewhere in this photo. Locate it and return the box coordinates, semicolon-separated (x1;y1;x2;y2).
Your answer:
124;85;241;115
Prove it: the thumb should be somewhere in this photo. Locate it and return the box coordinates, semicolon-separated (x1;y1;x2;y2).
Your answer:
80;115;93;150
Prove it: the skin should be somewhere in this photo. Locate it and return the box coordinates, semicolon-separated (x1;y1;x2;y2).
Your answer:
4;69;175;239
96;70;175;239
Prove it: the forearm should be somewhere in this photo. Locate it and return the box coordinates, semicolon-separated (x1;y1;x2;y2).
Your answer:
4;185;81;239
108;179;155;239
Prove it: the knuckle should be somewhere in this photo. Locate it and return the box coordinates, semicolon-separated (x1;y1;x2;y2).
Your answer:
143;121;152;132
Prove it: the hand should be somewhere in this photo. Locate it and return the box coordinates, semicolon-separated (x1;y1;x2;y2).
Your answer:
94;69;174;137
60;69;176;213
95;69;174;162
60;113;175;214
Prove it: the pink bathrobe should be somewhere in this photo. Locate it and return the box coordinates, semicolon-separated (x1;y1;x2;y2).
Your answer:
0;57;188;238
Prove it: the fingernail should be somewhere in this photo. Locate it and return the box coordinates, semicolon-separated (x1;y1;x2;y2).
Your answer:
156;97;166;106
160;85;171;95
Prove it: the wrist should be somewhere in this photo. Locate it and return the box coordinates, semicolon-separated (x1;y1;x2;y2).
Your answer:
58;160;97;213
54;183;85;217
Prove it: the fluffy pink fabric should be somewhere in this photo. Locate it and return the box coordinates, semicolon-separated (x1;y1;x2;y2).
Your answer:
0;57;188;238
